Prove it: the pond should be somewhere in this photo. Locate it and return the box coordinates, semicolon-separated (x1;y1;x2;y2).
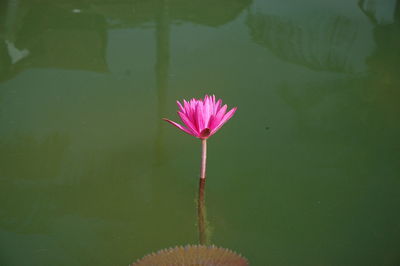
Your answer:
0;0;400;265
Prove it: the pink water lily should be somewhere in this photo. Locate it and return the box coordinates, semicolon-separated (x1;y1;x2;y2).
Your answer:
163;94;237;244
163;95;237;139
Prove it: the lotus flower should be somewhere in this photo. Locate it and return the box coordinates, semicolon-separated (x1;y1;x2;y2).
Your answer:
163;95;237;139
163;94;237;244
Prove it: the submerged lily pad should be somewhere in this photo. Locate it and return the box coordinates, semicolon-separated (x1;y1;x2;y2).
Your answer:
131;245;248;266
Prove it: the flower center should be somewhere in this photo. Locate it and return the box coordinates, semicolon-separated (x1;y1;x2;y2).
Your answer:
200;128;211;138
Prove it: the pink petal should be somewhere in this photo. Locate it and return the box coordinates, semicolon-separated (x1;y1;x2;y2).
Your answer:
210;107;237;135
183;100;190;114
211;95;216;113
196;102;205;131
176;101;185;113
178;111;198;134
163;118;197;137
203;96;211;127
210;104;227;129
190;99;196;116
214;99;222;115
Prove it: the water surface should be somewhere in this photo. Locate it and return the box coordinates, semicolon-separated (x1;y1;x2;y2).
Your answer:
1;0;400;265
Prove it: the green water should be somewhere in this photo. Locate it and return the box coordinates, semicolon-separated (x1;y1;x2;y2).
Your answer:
1;0;400;265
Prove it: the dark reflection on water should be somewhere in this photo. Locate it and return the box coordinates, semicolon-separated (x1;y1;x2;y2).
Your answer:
246;12;359;72
0;0;251;81
1;0;400;265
